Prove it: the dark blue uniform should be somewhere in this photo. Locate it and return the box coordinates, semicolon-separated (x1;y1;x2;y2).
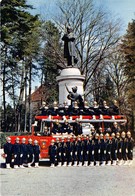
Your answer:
121;138;128;161
111;138;118;161
82;139;89;162
61;122;71;133
127;137;134;160
49;144;57;164
27;143;34;163
20;143;28;165
52;122;61;134
76;140;83;164
72;140;78;164
117;137;122;161
66;140;73;164
105;139;112;163
40;106;49;115
33;145;40;163
4;142;13;164
48;107;58;116
100;139;106;164
73;122;82;136
94;139;101;163
56;142;62;164
61;142;67;164
88;140;95;164
13;142;21;166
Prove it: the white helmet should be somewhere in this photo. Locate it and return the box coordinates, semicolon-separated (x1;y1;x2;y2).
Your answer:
34;140;38;144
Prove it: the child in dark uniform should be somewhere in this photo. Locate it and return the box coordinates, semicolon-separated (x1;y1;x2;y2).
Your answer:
33;140;40;168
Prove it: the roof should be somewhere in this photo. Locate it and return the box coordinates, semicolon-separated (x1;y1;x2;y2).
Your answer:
31;85;46;102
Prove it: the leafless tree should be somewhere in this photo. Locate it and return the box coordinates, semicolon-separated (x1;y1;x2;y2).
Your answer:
55;0;121;98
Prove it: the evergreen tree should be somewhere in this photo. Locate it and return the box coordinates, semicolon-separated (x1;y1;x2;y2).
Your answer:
40;21;62;104
121;19;135;130
1;0;41;131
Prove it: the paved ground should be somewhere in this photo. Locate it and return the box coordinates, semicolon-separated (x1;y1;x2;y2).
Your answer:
0;149;135;196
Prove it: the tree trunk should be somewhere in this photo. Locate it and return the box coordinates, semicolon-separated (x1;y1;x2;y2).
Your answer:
17;62;25;132
2;48;7;132
24;63;28;132
28;61;32;132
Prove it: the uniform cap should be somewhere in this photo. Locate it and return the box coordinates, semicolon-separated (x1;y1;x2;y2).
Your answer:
22;138;26;141
34;140;38;144
100;133;104;137
113;122;117;125
111;133;115;137
116;132;120;135
16;137;20;141
6;137;11;141
28;138;32;142
53;101;57;105
121;131;125;136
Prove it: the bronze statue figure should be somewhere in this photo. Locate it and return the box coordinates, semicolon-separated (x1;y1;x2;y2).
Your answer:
65;84;84;108
62;25;78;66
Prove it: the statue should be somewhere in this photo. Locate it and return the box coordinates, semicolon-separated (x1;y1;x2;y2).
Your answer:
65;84;84;108
62;25;78;66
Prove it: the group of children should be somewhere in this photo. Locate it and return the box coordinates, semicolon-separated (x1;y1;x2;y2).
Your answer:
3;131;134;168
3;137;40;169
49;131;134;167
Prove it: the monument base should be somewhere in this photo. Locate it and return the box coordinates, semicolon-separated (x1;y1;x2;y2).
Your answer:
56;68;85;106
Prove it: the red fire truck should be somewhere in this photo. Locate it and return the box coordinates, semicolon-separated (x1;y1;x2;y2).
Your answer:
8;114;127;159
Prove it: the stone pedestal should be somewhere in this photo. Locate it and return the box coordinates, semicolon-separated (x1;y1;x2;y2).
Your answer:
56;68;85;106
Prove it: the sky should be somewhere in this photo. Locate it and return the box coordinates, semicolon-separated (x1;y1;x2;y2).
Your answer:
27;0;135;33
26;0;135;91
1;0;134;105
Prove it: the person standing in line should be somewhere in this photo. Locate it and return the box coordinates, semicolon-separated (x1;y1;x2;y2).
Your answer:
61;137;67;166
105;133;112;166
116;132;123;165
82;135;89;167
111;133;118;166
76;136;83;167
56;138;62;167
72;136;78;166
121;131;128;165
94;133;101;166
13;137;21;169
3;137;13;169
99;133;106;166
66;136;73;166
49;139;57;167
27;138;34;168
88;135;95;167
126;131;134;166
20;138;27;168
33;140;40;168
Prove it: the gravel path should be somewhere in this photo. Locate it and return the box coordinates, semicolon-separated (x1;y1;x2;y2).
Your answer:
1;149;135;196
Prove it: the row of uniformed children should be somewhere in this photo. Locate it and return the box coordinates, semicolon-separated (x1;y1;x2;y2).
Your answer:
49;131;134;167
3;137;40;169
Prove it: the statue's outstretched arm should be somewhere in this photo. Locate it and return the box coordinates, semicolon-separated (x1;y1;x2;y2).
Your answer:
65;84;70;93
